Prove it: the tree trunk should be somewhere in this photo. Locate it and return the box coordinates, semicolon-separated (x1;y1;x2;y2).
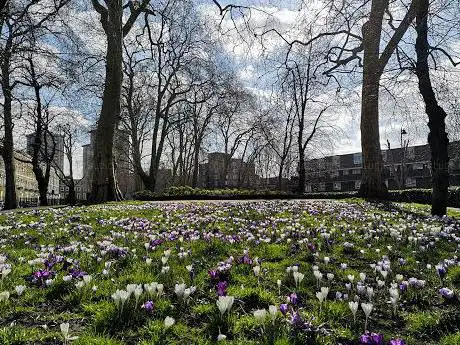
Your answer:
37;179;48;206
297;149;306;193
278;164;284;191
192;142;201;188
359;0;389;198
1;36;17;210
91;4;123;203
66;181;77;205
415;0;449;216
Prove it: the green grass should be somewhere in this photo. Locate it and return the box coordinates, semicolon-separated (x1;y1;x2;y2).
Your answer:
0;199;458;344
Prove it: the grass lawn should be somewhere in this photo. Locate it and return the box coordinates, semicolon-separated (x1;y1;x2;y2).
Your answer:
0;199;458;345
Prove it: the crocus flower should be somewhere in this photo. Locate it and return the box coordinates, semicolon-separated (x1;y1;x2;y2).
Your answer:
289;292;298;305
141;300;154;312
253;309;267;324
164;316;175;329
216;295;234;316
280;303;288;315
439;287;455;299
216;281;228;296
349;301;358;323
390;338;406;345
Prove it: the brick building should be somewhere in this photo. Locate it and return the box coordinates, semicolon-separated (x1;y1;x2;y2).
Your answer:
199;152;258;188
305;141;460;192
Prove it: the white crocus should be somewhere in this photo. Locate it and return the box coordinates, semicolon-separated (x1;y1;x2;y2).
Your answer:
134;286;143;306
60;322;78;343
253;309;267;325
164;316;175;329
83;275;92;285
156;283;164;296
15;285;26;296
0;291;10;302
253;265;261;277
268;305;277;323
144;282;157;296
216;295;234;316
366;287;374;301
277;279;282;295
293;271;304;287
361;302;373;331
313;270;323;288
175;283;186;298
349;301;359;323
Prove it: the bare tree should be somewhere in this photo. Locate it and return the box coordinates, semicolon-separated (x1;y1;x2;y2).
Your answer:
415;0;453;216
89;0;151;202
0;0;70;209
121;0;213;192
17;55;62;206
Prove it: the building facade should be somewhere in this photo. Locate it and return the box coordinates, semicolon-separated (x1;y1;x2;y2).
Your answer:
0;152;61;206
305;141;460;192
199;153;258;188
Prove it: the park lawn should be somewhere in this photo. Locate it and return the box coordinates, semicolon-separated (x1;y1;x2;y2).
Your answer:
0;199;458;345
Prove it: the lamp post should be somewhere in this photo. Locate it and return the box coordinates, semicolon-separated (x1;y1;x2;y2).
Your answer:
400;128;407;189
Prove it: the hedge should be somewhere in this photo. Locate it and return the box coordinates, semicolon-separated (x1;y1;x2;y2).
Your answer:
133;186;460;207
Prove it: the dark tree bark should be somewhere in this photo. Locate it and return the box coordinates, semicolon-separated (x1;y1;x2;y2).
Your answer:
90;1;123;202
357;0;417;198
359;0;388;198
1;27;17;210
415;0;450;216
90;0;150;202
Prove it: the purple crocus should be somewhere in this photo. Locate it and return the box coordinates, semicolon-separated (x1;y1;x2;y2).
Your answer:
359;332;384;345
208;270;218;280
390;339;406;345
279;303;288;315
141;300;154;312
216;281;228;296
289;292;298;305
439;287;455;299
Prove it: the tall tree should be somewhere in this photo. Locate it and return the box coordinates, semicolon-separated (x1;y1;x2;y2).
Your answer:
353;0;417;197
415;0;450;216
0;0;70;209
90;0;151;202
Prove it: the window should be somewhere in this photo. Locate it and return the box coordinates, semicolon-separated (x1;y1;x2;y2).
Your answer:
353;153;362;166
333;182;341;191
405;177;416;187
406;147;415;160
413;163;424;170
305;184;312;193
355;180;361;190
342;169;349;176
352;168;361;175
330;170;339;178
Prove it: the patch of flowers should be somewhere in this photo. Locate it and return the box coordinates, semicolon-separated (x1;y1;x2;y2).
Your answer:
0;200;458;344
